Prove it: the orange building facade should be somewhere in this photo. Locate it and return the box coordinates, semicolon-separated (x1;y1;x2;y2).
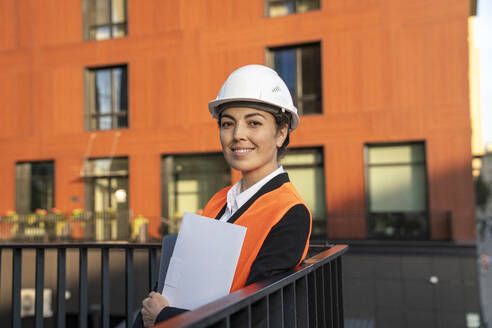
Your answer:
0;0;475;241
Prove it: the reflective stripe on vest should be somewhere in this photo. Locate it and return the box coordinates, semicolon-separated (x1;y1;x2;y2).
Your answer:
203;181;312;292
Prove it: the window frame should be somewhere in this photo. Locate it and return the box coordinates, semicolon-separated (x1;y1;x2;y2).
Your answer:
266;41;323;116
84;64;129;131
280;146;326;238
15;160;55;214
82;0;128;41
363;141;430;240
83;156;129;212
161;152;232;221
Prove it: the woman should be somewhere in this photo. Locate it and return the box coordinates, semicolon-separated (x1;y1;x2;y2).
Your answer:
140;64;312;326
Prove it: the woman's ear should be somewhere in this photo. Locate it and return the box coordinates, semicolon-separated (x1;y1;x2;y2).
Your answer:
276;124;288;148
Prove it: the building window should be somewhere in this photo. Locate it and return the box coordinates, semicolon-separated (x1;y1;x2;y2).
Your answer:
15;161;55;214
162;154;231;232
365;142;429;240
85;65;128;131
281;148;326;237
83;157;129;240
267;42;322;115
83;0;127;41
265;0;320;17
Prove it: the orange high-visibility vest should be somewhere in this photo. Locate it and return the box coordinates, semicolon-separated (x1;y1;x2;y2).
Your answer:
203;180;312;292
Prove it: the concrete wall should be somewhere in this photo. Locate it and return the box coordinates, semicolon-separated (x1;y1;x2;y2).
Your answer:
343;243;481;328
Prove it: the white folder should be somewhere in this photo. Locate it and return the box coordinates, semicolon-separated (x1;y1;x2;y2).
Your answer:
162;212;247;310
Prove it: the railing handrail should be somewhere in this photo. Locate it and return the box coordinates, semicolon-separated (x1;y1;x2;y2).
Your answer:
156;245;348;328
0;242;162;249
0;242;347;328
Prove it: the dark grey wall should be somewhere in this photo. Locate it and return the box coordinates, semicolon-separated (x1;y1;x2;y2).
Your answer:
341;243;482;328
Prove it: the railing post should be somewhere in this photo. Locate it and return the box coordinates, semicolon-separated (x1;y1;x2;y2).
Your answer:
57;248;66;328
125;248;134;328
79;247;88;328
324;262;333;327
295;276;308;328
336;258;344;328
331;260;340;328
0;248;2;300
12;248;22;328
35;248;45;328
101;247;110;328
316;267;325;327
149;248;157;291
307;271;317;327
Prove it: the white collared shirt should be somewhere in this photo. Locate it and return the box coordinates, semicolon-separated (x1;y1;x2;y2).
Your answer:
219;166;285;222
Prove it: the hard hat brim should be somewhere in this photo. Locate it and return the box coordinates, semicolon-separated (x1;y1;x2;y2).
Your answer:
208;97;299;131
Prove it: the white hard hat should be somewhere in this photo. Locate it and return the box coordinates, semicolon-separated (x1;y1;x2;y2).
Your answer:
208;64;300;131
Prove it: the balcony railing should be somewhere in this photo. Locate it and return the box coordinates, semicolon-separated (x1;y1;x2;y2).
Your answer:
0;242;347;328
0;211;166;243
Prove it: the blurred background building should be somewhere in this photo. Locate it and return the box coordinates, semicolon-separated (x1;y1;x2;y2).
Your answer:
0;0;485;327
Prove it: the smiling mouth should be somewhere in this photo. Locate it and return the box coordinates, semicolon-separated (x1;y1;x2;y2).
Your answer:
232;148;253;153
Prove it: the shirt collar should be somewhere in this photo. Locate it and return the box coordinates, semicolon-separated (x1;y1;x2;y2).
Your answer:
226;166;285;215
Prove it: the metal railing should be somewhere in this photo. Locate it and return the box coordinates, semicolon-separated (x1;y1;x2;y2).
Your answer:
155;244;347;328
0;242;161;328
0;242;347;328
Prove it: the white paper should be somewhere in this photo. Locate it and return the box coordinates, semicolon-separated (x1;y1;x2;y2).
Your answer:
162;212;247;310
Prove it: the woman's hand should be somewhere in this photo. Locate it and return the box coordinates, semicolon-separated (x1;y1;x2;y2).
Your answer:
141;291;169;327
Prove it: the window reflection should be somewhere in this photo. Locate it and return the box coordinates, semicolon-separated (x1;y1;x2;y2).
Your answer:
267;42;322;115
266;0;320;17
15;161;55;214
83;0;127;41
365;143;429;240
281;148;326;237
86;65;128;131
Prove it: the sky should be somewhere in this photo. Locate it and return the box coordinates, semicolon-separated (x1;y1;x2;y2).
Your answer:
477;0;492;149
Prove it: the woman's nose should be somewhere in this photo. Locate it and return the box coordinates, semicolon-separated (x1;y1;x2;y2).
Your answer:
233;122;247;140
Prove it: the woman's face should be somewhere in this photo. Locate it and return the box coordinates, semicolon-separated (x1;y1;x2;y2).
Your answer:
219;107;287;182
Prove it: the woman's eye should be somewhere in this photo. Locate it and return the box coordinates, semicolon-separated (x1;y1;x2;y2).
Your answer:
221;121;233;128
249;121;262;127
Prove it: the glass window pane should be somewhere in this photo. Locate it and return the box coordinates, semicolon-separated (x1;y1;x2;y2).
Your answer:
93;0;111;25
269;2;295;17
368;165;427;212
87;65;128;131
274;49;297;104
112;0;126;23
117;114;128;128
162;154;231;221
368;144;425;165
297;0;320;13
15;162;54;213
269;42;322;115
112;25;127;39
95;69;112;114
91;26;111;41
300;43;322;115
281;148;326;236
266;0;319;17
98;116;112;130
281;150;322;166
113;67;127;112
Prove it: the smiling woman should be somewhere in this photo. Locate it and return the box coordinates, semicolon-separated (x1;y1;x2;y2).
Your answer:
219;106;288;191
136;65;312;327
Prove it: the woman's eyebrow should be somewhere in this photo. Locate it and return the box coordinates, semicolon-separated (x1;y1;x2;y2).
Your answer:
244;113;266;119
220;113;236;121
